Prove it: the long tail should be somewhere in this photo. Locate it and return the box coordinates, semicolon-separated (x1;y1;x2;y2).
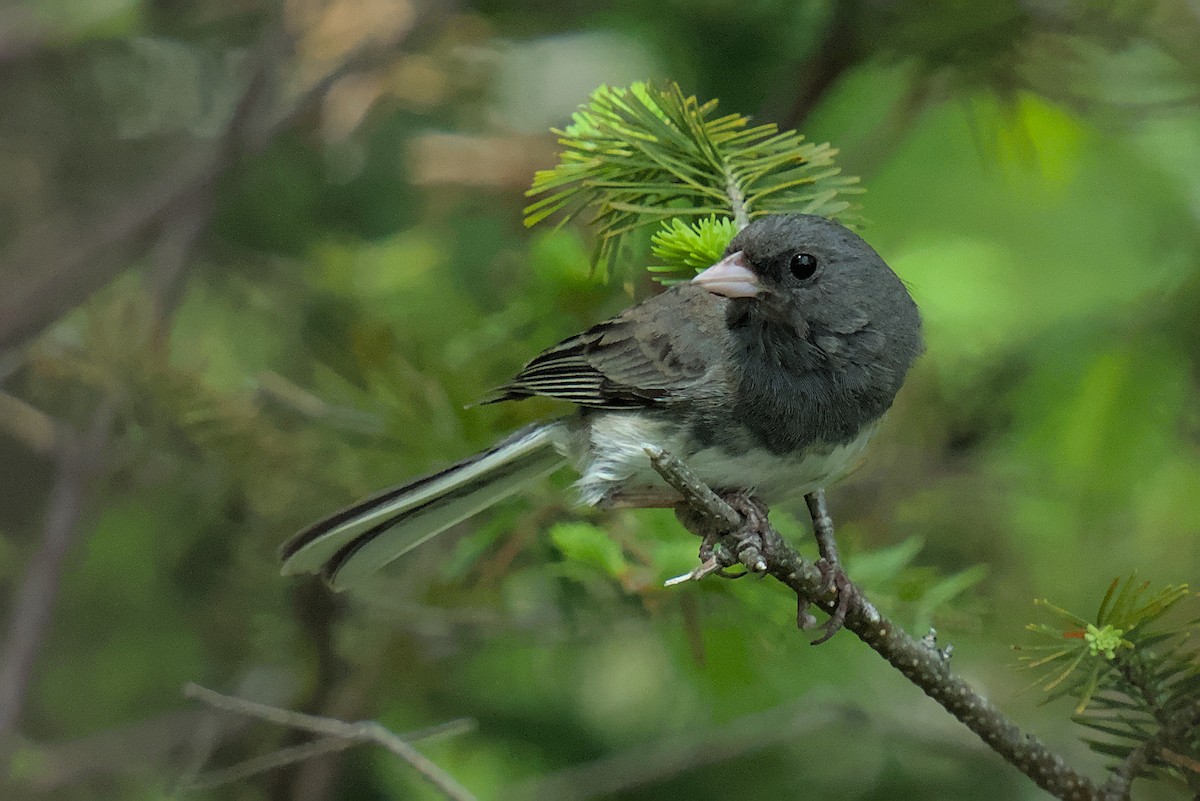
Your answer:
280;424;567;590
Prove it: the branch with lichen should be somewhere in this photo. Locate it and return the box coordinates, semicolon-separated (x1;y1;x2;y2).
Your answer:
647;446;1117;801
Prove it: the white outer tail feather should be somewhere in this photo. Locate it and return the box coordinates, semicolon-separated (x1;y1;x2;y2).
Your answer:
280;424;567;589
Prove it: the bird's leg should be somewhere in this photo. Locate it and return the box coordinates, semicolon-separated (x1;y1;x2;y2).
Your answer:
803;488;853;644
600;487;683;509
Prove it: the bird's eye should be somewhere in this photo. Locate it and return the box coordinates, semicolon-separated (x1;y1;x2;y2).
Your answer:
789;252;819;280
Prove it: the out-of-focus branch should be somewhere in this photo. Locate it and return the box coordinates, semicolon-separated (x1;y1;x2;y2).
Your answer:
649;447;1112;801
0;35;256;748
187;735;362;791
183;683;478;801
0;19;422;352
0;33;270;351
0;392;60;456
775;0;862;130
0;401;115;754
0;8;49;64
184;718;474;792
0;38;256;747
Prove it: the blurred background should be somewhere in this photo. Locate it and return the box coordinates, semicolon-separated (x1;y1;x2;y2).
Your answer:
1;1;1199;799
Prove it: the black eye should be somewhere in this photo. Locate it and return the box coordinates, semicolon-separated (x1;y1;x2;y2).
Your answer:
789;252;819;280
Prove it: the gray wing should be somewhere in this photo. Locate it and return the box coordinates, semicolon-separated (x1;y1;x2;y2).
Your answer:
483;285;724;410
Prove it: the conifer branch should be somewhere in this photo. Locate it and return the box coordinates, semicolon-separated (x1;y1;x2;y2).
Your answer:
525;82;858;275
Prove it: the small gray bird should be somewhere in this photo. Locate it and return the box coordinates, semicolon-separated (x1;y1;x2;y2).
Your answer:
281;214;923;590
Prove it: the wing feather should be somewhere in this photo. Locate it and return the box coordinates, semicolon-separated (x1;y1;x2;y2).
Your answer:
483;285;722;409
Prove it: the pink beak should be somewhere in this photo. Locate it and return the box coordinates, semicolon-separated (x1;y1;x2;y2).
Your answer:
691;251;760;298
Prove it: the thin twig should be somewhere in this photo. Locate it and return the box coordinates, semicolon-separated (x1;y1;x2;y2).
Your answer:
185;736;357;792
0;401;115;753
183;684;478;801
511;693;1009;801
183;717;474;792
649;448;1105;801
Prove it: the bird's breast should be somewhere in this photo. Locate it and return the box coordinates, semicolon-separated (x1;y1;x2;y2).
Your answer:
563;411;876;506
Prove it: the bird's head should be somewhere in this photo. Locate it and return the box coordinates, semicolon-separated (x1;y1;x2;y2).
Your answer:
691;214;922;375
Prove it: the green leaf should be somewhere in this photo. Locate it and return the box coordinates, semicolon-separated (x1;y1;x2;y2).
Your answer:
913;563;989;631
845;535;924;586
549;521;627;579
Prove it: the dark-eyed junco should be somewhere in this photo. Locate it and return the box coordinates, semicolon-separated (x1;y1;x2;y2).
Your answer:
281;214;923;589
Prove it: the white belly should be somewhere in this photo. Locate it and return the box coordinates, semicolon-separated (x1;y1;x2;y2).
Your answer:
562;412;876;506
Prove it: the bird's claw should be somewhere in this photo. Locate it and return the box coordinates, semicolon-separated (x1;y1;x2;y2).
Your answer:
666;493;770;587
668;481;854;645
804;558;852;645
720;492;771;575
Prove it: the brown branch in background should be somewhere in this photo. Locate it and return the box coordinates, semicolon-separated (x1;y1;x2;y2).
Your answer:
0;33;255;752
774;0;863;130
648;448;1113;801
0;29;282;763
0;35;269;352
183;683;478;801
276;579;346;801
0;7;49;65
188;735;367;792
0;401;115;754
182;716;472;793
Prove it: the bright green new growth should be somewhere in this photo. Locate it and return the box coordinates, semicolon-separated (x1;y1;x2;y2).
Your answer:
648;216;739;283
1016;576;1198;786
1083;623;1126;660
524;82;859;277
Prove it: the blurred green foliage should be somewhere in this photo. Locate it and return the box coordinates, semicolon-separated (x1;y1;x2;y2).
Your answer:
1;2;1200;800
